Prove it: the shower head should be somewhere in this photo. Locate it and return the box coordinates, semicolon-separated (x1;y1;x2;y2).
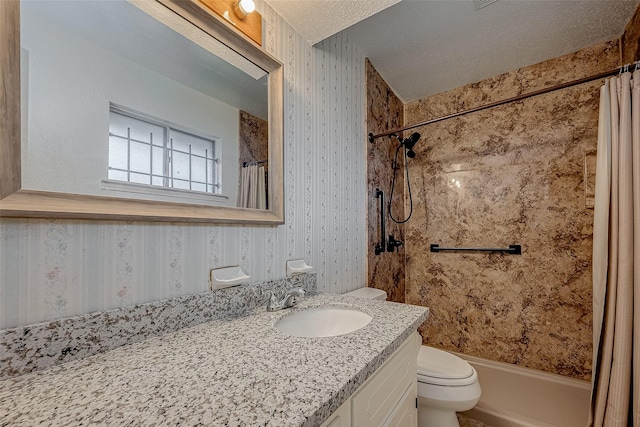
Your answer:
403;132;420;151
403;132;420;158
390;132;421;158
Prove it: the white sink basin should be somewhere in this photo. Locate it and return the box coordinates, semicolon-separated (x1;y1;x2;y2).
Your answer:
275;306;372;338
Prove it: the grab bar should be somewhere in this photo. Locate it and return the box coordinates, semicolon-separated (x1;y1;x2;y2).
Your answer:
430;244;521;255
374;188;386;255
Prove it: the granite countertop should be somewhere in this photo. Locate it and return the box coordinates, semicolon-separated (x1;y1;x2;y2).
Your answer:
0;294;428;427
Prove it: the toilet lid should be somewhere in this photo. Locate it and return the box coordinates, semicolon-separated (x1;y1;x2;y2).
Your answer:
417;346;474;380
344;287;387;300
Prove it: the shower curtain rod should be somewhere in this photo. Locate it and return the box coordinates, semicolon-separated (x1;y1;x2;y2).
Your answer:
368;65;628;142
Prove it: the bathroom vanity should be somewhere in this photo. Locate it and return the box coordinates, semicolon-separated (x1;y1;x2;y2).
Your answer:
321;332;420;427
0;294;428;426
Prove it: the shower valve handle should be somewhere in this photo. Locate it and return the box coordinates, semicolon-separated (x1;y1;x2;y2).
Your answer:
387;235;403;252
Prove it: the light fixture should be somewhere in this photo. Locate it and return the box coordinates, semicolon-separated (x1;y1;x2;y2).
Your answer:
233;0;255;19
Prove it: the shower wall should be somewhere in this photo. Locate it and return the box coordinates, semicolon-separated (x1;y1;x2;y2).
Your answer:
622;3;640;64
238;110;269;169
402;40;619;381
366;59;406;303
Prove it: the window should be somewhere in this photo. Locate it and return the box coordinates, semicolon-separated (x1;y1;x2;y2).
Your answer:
108;105;220;194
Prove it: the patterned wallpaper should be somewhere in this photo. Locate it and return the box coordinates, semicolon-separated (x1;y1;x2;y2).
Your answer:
0;3;367;329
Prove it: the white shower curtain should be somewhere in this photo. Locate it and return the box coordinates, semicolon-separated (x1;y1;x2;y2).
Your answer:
590;71;640;426
237;164;267;209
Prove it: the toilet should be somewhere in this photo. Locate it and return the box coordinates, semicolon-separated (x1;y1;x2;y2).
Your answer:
416;345;481;426
343;286;388;300
344;287;481;427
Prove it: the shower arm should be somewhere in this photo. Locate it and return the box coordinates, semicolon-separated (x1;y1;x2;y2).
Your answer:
374;188;386;255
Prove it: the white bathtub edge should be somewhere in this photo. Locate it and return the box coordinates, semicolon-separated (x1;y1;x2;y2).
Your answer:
449;350;591;427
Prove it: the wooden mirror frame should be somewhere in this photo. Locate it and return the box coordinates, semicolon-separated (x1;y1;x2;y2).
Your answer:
0;0;284;224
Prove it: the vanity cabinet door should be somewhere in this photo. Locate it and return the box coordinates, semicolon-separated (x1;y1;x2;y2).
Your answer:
320;399;351;427
351;332;420;427
382;382;418;427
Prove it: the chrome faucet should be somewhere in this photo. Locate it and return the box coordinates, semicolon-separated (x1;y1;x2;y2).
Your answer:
266;288;305;311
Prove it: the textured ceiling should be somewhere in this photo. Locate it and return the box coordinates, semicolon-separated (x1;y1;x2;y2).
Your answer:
266;0;640;103
264;0;402;45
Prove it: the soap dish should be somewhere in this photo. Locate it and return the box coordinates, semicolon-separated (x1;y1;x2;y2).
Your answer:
209;266;251;290
286;259;315;277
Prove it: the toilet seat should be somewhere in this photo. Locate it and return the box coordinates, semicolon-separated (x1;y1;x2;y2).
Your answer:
417;346;477;386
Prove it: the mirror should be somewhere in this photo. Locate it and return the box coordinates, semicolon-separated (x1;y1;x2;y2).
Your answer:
0;0;284;224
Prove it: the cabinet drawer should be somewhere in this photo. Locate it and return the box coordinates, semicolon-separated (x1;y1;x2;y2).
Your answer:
351;332;419;427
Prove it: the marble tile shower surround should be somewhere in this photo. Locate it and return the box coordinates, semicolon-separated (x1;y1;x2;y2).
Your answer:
401;41;621;381
622;1;640;64
405;41;620;124
0;274;316;379
0;1;367;329
366;59;406;303
238;110;269;170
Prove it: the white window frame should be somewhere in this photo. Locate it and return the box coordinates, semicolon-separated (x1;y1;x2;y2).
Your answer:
106;104;224;200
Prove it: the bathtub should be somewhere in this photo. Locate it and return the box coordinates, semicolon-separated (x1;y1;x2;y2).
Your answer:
456;352;591;427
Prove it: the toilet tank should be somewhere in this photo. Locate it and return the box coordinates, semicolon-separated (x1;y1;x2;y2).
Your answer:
344;287;387;300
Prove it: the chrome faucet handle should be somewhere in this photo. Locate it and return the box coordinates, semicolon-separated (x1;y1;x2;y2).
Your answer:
264;290;276;304
265;289;282;311
285;287;305;297
284;288;305;306
266;287;305;311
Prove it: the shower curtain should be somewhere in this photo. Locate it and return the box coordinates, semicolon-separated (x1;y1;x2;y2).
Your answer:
237;164;267;209
590;71;640;426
